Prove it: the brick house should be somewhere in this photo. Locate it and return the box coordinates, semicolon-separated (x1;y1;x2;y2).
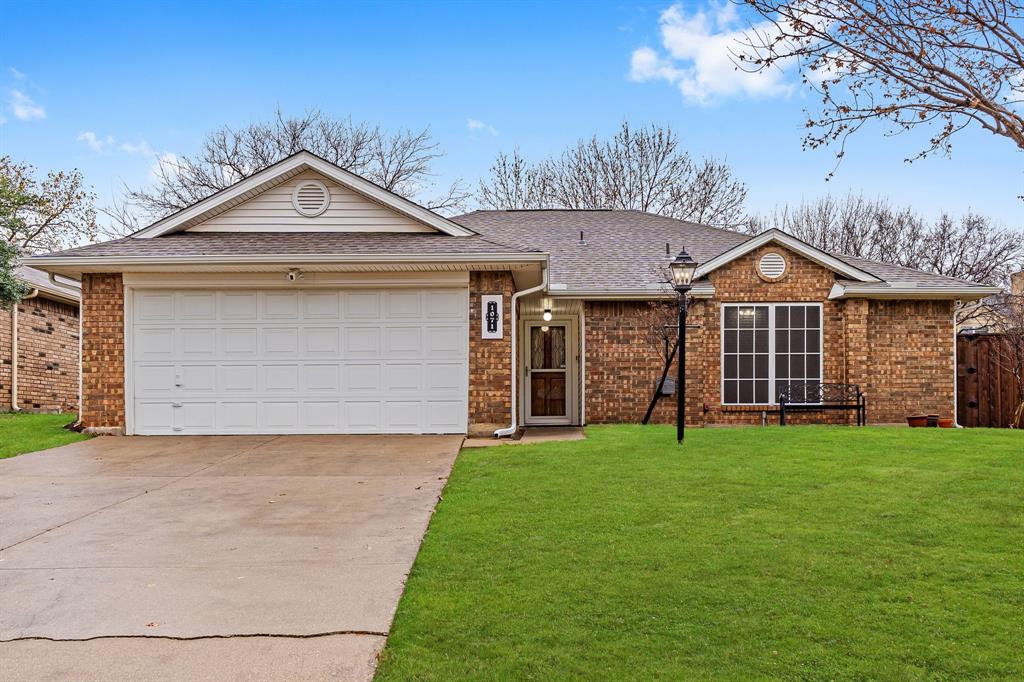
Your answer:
1;267;80;413
30;151;998;436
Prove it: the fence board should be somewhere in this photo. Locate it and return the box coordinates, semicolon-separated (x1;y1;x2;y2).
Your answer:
957;334;1020;428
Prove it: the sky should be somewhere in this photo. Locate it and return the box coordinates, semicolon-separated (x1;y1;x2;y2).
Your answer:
1;0;1021;234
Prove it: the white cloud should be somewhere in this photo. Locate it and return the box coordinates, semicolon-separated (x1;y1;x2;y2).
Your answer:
9;67;26;81
150;152;180;180
629;3;793;106
77;131;114;152
467;118;498;136
9;89;45;120
119;140;156;156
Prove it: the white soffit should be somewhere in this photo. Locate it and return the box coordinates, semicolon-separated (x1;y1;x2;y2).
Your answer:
134;151;475;238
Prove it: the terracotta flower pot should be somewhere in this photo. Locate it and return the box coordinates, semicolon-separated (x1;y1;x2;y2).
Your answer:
906;415;928;428
938;418;954;428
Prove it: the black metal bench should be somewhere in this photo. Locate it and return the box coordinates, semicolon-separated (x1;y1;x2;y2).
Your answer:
779;382;866;426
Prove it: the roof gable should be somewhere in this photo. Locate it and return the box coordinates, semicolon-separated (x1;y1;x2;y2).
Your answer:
694;229;882;283
135;151;474;238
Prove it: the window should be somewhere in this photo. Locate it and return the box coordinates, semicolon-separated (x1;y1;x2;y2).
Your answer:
722;303;822;405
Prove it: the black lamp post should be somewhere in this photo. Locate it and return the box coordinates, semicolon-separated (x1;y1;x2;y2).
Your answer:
669;249;698;444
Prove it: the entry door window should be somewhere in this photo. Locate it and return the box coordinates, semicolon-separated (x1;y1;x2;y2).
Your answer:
529;325;567;418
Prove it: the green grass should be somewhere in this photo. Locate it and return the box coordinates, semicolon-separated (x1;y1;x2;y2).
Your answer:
0;412;89;459
377;425;1024;680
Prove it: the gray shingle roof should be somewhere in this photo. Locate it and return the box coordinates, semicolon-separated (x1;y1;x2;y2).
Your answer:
34;232;535;258
452;209;990;291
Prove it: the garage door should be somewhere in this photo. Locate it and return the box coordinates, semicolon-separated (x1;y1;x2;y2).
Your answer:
129;288;468;435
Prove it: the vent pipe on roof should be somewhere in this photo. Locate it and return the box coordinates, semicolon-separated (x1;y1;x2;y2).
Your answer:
578;230;587;246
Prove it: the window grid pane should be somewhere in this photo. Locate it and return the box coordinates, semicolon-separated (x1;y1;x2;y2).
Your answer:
722;304;822;406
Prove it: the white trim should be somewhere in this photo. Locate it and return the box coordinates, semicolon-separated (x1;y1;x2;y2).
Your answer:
696;229;881;283
829;281;1001;301
31;252;544;268
134;151;475;238
720;302;824;406
123;271;469;289
579;304;586;426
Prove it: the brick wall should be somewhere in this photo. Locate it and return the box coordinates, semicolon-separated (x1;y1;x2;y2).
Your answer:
80;273;125;432
866;299;954;423
581;245;956;426
468;271;515;435
0;297;79;412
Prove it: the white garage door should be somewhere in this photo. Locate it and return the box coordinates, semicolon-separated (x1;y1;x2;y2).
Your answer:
129;288;469;435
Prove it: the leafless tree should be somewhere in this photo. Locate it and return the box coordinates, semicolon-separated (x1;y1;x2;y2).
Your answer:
478;123;749;228
973;293;1024;426
119;109;469;232
747;193;1024;285
736;1;1024;169
0;156;98;253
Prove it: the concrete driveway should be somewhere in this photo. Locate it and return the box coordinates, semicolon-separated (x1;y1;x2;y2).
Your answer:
0;434;461;681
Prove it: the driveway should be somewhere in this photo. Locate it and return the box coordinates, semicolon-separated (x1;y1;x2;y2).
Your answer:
0;434;461;681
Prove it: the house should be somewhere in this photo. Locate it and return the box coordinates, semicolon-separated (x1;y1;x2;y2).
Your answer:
29;151;999;436
1;267;81;412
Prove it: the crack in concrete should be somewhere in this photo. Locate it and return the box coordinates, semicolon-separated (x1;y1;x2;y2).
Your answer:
0;630;388;643
0;436;282;553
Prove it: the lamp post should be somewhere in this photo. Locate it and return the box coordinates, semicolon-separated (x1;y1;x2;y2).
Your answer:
669;249;698;444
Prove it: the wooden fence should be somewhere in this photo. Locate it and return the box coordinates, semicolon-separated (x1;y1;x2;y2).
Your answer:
957;333;1021;428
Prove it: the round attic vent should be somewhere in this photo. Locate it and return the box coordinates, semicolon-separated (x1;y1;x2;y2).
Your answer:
757;251;787;281
291;180;330;217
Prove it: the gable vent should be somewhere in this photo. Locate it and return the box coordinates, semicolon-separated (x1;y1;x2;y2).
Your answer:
757;252;787;280
291;180;331;217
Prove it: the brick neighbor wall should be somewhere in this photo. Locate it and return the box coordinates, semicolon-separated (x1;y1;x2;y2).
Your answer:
80;273;125;432
582;244;955;426
0;297;79;412
468;271;515;436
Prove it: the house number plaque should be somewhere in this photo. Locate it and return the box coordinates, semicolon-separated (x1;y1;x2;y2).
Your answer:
481;295;503;339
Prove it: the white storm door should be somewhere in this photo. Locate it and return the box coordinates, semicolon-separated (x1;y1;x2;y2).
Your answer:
130;288;468;435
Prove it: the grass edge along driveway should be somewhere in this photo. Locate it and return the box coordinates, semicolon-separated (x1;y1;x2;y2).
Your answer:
0;413;89;459
376;424;1024;680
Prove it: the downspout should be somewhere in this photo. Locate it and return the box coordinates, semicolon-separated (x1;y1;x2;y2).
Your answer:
495;264;548;438
11;289;40;411
952;300;964;428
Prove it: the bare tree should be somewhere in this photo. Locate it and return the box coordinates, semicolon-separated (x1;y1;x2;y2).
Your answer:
747;194;1024;285
478;123;749;228
736;0;1024;168
121;109;469;231
0;156;98;254
975;293;1024;426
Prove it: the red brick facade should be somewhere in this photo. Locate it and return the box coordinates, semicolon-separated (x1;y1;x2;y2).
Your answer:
584;245;956;426
468;271;515;435
80;273;125;432
0;296;79;412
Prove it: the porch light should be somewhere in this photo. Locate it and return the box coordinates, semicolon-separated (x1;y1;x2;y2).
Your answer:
541;325;549;333
542;308;553;322
669;249;698;291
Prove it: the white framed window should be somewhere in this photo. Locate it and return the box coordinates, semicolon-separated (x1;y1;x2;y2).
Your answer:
721;303;823;405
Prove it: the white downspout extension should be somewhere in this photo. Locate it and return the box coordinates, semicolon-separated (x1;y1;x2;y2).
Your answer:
495;265;549;438
11;289;40;411
952;300;964;428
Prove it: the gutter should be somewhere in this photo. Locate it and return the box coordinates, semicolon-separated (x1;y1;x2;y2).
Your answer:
28;252;547;269
829;282;1002;301
495;264;549;438
10;288;40;411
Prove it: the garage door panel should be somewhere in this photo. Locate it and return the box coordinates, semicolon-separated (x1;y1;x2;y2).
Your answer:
220;292;258;320
131;288;468;435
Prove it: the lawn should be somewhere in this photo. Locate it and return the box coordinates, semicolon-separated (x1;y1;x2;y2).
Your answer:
0;412;89;459
376;425;1024;680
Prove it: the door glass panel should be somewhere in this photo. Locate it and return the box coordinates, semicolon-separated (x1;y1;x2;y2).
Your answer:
531;326;566;369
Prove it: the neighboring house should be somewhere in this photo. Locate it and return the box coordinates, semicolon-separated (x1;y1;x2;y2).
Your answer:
957;271;1023;334
30;151;999;436
0;266;81;413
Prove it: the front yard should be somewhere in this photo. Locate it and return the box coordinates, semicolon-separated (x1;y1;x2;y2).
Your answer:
0;413;88;459
377;425;1024;680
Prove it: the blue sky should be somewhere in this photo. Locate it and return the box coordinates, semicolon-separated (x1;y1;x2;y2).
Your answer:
1;0;1021;230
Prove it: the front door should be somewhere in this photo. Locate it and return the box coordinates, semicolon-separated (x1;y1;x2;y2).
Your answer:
526;323;568;423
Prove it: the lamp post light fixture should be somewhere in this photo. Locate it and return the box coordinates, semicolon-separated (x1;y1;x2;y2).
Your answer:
669;249;698;444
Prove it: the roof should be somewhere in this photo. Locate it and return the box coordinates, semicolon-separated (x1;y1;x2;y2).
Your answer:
453;209;999;298
16;266;80;303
